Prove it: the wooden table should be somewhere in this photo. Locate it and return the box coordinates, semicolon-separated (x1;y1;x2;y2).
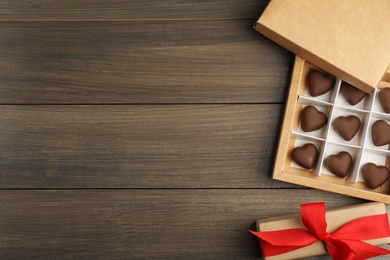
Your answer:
0;1;386;259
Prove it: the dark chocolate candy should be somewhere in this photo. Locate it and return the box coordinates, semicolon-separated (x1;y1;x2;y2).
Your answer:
300;105;328;132
371;120;390;146
378;88;390;113
333;115;361;141
362;162;390;189
324;151;352;178
307;70;335;97
291;143;318;169
340;82;367;105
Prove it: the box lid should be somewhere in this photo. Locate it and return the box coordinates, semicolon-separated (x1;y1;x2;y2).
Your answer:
255;0;390;93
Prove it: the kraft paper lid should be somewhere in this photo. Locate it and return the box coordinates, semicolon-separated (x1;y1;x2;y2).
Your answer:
255;0;390;93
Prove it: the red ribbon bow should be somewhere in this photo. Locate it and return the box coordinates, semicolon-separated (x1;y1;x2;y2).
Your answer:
250;202;390;260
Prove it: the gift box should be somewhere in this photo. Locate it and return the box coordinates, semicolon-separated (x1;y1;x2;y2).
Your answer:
254;1;390;202
251;202;390;259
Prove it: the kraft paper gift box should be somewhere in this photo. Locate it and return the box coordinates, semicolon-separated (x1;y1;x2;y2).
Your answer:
252;202;390;259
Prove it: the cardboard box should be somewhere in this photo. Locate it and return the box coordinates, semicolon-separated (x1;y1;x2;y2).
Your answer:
256;202;390;259
274;56;390;203
254;0;390;93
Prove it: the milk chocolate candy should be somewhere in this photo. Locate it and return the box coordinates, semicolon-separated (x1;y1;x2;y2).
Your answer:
307;70;335;97
378;88;390;113
333;115;361;141
300;105;328;132
371;120;390;146
324;151;352;178
291;143;318;169
340;82;367;105
362;163;390;189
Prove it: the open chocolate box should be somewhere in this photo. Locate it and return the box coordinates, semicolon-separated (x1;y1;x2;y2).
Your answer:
254;0;390;203
275;56;390;203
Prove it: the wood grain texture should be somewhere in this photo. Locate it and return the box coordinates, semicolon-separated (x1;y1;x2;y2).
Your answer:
1;1;372;259
0;20;292;104
0;189;368;259
0;0;268;20
0;104;295;189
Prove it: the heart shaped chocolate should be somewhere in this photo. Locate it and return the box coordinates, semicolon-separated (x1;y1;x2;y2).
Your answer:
362;162;390;189
300;105;328;132
324;151;352;178
333;115;361;141
371;120;390;146
378;88;390;113
291;143;318;169
307;70;335;97
340;82;367;105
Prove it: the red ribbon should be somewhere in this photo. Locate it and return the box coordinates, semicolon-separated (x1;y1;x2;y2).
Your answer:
250;202;390;260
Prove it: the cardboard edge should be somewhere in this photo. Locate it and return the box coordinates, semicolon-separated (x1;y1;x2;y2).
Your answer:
381;66;390;84
252;0;273;30
273;173;390;204
379;81;390;89
272;56;304;181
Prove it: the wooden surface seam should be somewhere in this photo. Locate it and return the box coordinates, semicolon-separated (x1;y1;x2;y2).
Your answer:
0;1;374;259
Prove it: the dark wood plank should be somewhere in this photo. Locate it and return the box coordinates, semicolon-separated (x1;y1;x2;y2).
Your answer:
0;189;368;259
0;104;294;189
0;21;292;104
0;0;268;20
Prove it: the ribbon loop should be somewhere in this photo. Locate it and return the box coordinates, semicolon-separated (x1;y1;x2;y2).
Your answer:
250;202;390;260
301;202;327;241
